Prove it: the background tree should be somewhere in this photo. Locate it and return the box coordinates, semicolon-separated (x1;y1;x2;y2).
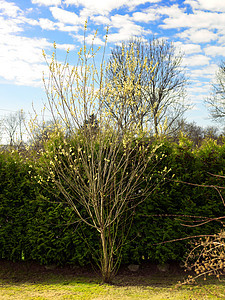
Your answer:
3;110;26;147
31;33;167;283
177;120;204;145
0;119;2;145
105;38;189;136
206;60;225;122
28;118;60;150
168;119;220;145
203;125;219;140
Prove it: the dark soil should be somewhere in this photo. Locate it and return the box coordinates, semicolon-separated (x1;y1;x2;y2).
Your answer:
0;259;188;287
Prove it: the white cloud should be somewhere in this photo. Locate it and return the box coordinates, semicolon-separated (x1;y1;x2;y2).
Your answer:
185;0;225;13
0;35;50;64
157;4;185;18
0;2;39;34
0;60;46;87
204;45;225;57
174;41;201;54
31;0;61;6
39;17;80;32
0;25;79;86
187;84;210;95
217;32;225;44
0;3;78;87
132;7;162;23
90;15;111;26
182;54;210;66
110;14;133;28
0;33;51;86
55;43;76;50
189;64;218;79
0;16;23;34
0;0;21;17
20;16;39;26
132;10;160;23
56;23;80;32
64;0;161;15
177;28;218;43
183;0;199;10
108;14;150;43
39;18;57;30
0;31;77;86
73;33;105;46
50;7;85;25
160;7;225;30
0;2;50;86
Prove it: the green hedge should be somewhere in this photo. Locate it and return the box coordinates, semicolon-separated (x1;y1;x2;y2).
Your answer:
0;150;98;265
124;137;225;264
0;137;225;266
0;151;36;261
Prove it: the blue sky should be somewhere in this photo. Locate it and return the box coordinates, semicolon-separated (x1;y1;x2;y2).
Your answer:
0;0;225;129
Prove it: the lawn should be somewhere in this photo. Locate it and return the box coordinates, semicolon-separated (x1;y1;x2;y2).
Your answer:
0;260;224;299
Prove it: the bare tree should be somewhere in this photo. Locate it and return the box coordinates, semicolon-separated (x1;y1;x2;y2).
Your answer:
203;125;219;140
3;110;26;147
0;118;2;144
156;175;225;296
206;61;225;122
31;32;167;283
180;175;225;298
105;38;189;136
28;118;60;151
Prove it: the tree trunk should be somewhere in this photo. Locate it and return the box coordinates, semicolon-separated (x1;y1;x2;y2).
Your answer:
154;115;158;136
100;229;113;283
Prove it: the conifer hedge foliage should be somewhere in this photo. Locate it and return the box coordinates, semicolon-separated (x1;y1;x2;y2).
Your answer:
0;136;225;266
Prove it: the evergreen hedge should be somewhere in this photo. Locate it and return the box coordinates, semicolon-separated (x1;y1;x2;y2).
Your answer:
0;136;224;266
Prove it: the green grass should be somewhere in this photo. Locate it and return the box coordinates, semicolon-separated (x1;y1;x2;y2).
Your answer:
0;260;225;299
